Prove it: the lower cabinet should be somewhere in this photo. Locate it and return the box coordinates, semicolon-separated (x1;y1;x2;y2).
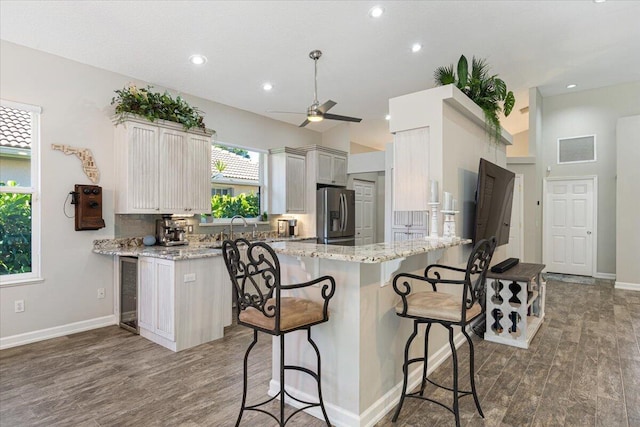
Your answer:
138;256;225;352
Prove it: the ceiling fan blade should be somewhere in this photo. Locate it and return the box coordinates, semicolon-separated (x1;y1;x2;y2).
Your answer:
267;110;306;115
323;113;362;123
299;119;310;127
317;100;337;114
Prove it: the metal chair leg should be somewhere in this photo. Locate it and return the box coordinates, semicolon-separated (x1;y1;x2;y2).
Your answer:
463;329;484;418
419;323;432;396
236;329;259;427
307;329;331;426
280;333;285;426
392;321;419;422
448;326;460;427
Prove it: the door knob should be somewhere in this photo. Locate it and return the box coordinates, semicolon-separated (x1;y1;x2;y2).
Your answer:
587;231;592;235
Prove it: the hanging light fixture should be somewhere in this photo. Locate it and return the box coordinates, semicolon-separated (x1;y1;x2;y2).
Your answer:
307;105;323;122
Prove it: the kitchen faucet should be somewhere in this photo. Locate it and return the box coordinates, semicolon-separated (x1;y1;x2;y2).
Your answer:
229;215;248;240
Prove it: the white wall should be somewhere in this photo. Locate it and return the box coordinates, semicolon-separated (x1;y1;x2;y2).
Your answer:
540;82;640;275
0;41;321;340
616;115;640;288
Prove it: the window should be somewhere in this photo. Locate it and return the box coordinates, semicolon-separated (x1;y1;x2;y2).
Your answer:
209;142;264;221
0;100;41;285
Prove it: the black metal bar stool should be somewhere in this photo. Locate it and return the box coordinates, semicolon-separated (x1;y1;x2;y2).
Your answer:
391;237;496;427
222;238;336;427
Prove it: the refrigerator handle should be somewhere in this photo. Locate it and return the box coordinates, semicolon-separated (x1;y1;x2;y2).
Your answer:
343;194;349;232
340;194;346;232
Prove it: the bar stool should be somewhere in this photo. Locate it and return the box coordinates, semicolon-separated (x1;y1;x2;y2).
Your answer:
391;237;496;427
222;238;336;427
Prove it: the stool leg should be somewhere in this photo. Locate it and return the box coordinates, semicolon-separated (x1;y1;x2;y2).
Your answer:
280;333;285;426
448;326;460;427
463;329;484;418
307;328;331;426
392;321;419;422
236;329;259;427
419;323;432;396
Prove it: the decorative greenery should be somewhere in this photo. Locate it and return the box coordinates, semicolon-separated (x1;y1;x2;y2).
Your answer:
211;193;260;219
111;84;207;131
215;145;250;159
213;160;227;173
434;55;515;142
0;181;32;275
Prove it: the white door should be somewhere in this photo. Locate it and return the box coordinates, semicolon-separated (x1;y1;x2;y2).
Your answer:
506;174;524;260
544;177;596;276
354;180;375;245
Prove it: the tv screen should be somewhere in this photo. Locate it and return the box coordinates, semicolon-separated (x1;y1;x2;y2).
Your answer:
473;158;515;246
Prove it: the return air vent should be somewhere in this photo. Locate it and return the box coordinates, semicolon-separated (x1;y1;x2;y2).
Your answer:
557;135;596;164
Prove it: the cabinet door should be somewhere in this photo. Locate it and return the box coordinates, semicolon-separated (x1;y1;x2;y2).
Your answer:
332;155;348;186
154;259;175;340
128;124;160;212
316;151;334;184
138;257;155;331
286;154;306;212
185;134;212;213
159;129;186;213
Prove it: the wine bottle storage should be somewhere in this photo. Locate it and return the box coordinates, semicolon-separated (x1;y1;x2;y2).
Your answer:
484;263;545;349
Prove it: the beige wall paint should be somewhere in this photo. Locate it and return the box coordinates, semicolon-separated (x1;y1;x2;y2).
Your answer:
0;156;30;185
0;41;321;339
616;115;640;286
507;130;529;157
349;141;380;154
540;82;640;275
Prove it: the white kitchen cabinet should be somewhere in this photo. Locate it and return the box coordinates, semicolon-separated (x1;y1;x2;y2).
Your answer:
269;147;306;214
391;211;428;242
114;117;213;214
305;146;348;186
138;256;225;352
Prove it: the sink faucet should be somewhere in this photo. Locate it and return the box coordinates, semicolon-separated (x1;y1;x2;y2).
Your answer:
229;215;248;240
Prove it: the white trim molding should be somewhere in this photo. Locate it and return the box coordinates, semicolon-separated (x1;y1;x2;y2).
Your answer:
594;272;616;280
0;315;117;350
615;281;640;291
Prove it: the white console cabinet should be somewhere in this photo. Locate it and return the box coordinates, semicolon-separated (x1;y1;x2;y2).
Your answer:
138;256;224;352
269;147;306;214
114;117;213;214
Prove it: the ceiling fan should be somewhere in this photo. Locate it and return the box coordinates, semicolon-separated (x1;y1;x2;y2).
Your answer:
270;50;362;127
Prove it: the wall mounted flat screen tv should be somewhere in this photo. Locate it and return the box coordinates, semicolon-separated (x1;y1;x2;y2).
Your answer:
473;158;515;246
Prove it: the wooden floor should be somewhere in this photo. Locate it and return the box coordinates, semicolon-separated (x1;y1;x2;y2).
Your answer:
1;279;638;427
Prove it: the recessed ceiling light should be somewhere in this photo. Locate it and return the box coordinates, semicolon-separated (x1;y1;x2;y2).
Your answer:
411;43;422;53
189;54;207;65
369;6;384;18
385;114;391;121
567;84;577;89
593;0;606;3
262;82;273;91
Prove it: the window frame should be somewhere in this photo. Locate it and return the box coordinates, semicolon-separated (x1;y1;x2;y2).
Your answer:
0;99;43;287
206;140;267;225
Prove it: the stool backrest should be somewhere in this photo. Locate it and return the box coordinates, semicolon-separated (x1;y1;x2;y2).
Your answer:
464;237;497;312
222;238;282;326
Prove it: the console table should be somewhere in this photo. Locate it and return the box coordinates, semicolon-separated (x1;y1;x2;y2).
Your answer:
484;263;545;349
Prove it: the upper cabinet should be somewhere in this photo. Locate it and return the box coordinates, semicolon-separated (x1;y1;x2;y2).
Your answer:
269;147;306;214
114;118;213;214
306;146;348;187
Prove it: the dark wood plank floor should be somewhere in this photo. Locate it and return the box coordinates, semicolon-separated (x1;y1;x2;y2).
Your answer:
1;279;638;427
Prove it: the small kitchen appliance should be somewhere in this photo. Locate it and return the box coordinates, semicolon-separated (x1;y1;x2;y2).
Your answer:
156;215;188;246
277;218;298;237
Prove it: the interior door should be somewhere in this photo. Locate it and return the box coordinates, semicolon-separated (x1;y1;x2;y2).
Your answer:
354;180;375;245
544;177;595;276
506;174;524;260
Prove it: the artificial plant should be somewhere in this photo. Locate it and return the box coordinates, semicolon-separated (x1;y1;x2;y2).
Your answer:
434;55;515;142
111;84;207;131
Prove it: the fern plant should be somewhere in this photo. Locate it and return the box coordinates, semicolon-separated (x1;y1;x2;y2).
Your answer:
434;55;515;142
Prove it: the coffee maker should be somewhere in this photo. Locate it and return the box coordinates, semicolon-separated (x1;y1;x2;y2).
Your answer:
277;218;298;237
156;215;188;246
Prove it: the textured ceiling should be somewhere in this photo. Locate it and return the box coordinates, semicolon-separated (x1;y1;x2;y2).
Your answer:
2;1;640;150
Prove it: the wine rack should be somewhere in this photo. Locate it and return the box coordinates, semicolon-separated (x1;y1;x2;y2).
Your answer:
484;263;545;349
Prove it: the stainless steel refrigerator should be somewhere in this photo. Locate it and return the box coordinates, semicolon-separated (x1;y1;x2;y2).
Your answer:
317;187;355;245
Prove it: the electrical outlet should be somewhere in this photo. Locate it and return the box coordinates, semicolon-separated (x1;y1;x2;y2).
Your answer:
14;300;25;313
187;225;193;233
97;288;105;299
184;273;196;282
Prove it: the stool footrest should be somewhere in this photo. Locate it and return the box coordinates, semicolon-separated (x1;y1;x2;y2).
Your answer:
424;377;473;396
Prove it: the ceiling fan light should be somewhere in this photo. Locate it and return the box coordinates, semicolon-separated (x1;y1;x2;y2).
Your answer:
308;113;323;122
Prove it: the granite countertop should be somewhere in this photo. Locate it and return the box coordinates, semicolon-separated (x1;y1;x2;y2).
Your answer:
94;235;471;263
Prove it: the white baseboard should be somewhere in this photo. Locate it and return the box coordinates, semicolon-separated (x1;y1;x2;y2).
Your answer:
268;330;467;427
615;281;640;291
595;272;616;280
0;315;117;350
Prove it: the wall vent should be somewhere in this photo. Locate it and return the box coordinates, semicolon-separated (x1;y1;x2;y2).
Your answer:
557;135;596;164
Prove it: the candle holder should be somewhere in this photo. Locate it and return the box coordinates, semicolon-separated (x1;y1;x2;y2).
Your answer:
428;202;440;238
441;210;459;240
